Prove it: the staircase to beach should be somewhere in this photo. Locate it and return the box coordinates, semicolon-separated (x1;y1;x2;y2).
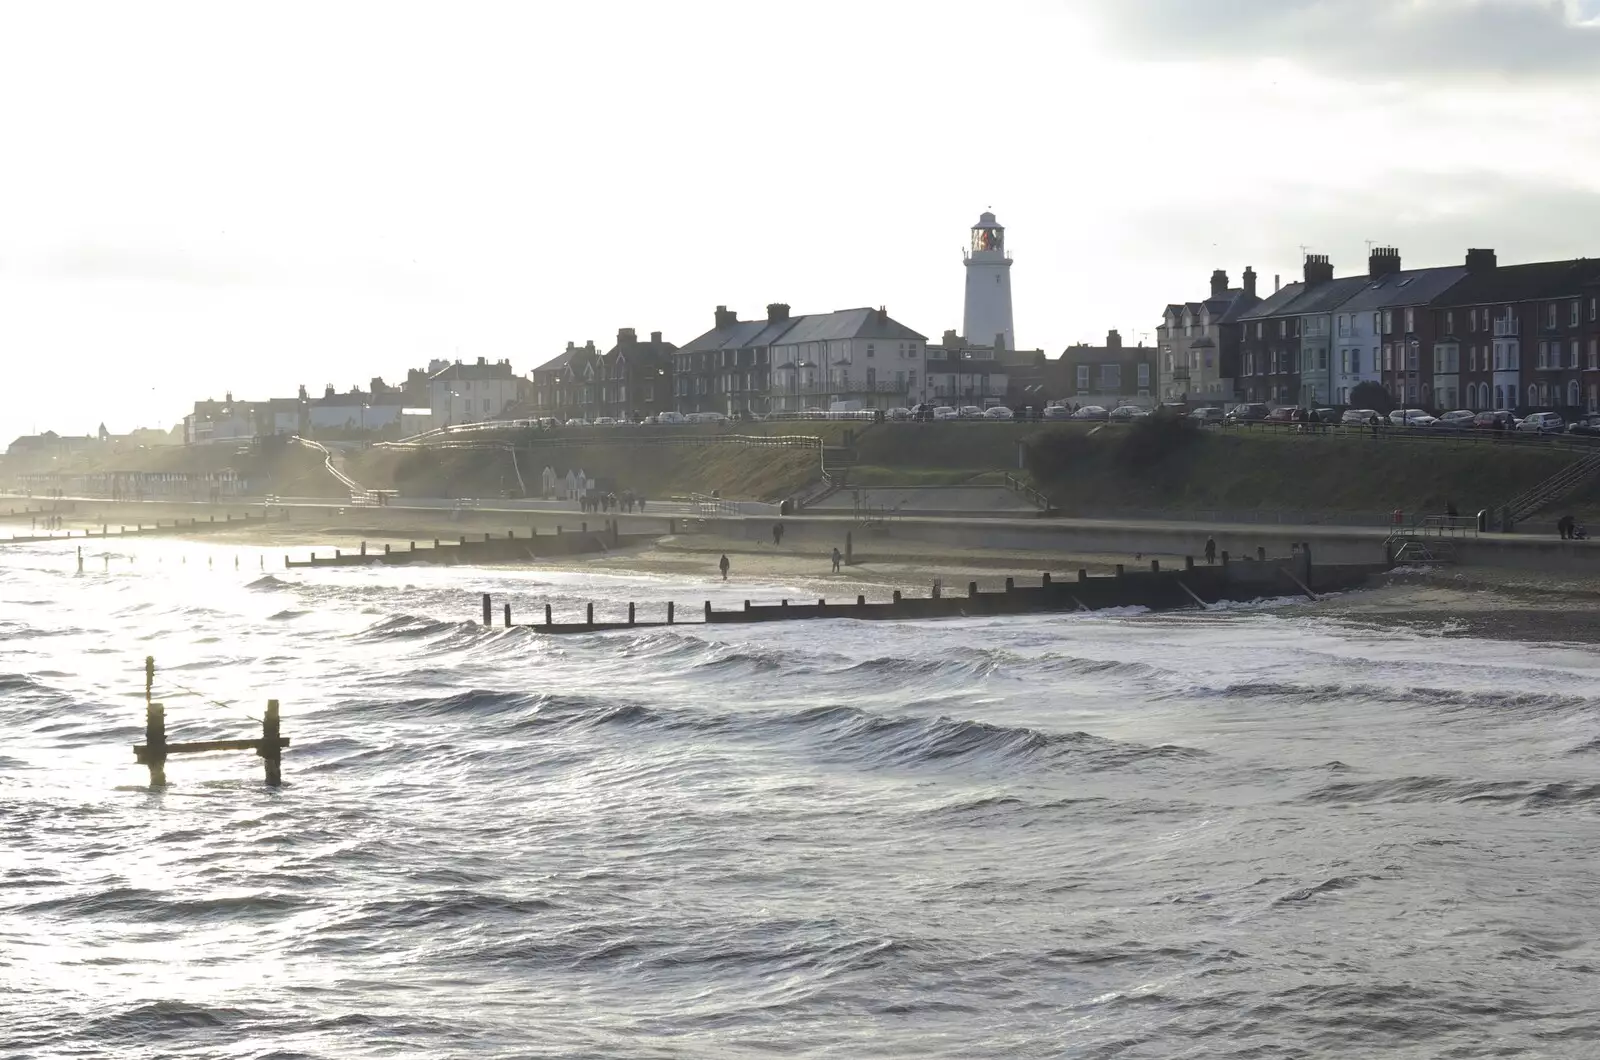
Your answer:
1498;449;1600;529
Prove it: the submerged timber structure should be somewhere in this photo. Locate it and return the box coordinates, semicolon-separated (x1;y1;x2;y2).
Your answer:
478;546;1390;634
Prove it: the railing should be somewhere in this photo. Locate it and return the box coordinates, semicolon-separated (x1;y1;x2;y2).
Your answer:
1501;450;1600;526
1002;473;1053;512
1418;515;1480;537
1493;318;1520;337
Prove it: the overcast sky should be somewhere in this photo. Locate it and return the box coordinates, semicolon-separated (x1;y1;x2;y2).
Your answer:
2;0;1599;440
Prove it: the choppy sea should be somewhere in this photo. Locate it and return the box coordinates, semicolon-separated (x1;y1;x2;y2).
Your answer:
4;536;1600;1058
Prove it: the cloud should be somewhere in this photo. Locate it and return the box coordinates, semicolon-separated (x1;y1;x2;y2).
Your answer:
1081;0;1600;80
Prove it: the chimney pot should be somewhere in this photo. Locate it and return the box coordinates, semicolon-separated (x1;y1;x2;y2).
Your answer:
1106;330;1122;350
1243;266;1258;298
1368;246;1402;279
1210;269;1229;297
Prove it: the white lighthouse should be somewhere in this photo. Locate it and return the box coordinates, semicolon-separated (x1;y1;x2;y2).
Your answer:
962;211;1015;351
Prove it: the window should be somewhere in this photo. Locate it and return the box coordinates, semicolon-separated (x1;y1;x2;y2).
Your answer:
1076;366;1089;389
1407;347;1418;371
1570;380;1581;407
1382;310;1393;333
1592;297;1598;322
908;371;916;389
1279;321;1287;337
1138;364;1151;387
1446;311;1454;334
1530;384;1540;406
866;344;875;358
1548;304;1558;328
1373;313;1381;333
1573;340;1583;370
1591;339;1599;370
1405;308;1415;332
1468;310;1476;333
1317;349;1327;370
1538;341;1548;369
1591;385;1599;413
1573;301;1582;327
1099;365;1122;390
1256;322;1263;338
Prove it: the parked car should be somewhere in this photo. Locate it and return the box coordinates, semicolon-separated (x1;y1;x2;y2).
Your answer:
1189;407;1224;424
983;406;1015;420
1071;405;1110;421
886;407;911;421
1042;404;1073;421
933;406;958;420
1567;414;1600;437
1432;409;1477;430
1266;406;1299;424
592;416;618;426
1341;408;1379;425
1518;411;1565;434
1226;402;1270;424
954;405;982;419
1388;408;1436;427
1109;405;1147;422
1472;410;1518;430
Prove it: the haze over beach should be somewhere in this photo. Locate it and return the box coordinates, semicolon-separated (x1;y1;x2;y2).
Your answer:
4;0;1600;443
13;4;1600;1058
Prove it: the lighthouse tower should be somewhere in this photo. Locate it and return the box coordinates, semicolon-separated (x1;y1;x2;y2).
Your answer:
962;211;1015;351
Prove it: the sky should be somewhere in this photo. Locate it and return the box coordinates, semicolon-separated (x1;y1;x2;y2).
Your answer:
3;0;1600;441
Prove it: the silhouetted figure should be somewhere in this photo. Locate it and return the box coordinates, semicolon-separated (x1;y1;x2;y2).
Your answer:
831;547;842;573
772;523;784;546
718;554;730;580
1204;536;1217;565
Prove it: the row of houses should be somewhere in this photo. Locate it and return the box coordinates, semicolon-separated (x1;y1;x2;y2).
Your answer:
183;358;521;444
1151;249;1600;414
528;306;1022;421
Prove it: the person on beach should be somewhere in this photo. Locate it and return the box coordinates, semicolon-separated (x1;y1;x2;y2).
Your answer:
772;523;784;546
1204;536;1217;565
719;553;730;580
831;547;842;573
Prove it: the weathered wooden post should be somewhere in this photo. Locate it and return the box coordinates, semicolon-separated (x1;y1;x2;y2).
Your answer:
359;541;367;556
744;600;751;612
857;594;866;607
1151;560;1160;573
892;590;902;606
482;593;492;625
504;603;512;627
1257;546;1267;561
140;657;166;787
384;544;391;554
545;604;553;626
1115;564;1125;577
261;700;282;787
1042;573;1051;586
586;602;594;625
628;602;636;626
968;581;978;597
932;582;941;599
1185;555;1194;570
1004;576;1014;592
667;602;675;625
704;601;712;621
1221;550;1230;566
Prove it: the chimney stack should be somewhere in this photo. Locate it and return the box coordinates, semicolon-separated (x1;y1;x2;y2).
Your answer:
1106;329;1123;350
766;303;790;323
1466;248;1498;274
617;327;637;345
1274;274;1281;293
943;329;960;347
714;305;737;328
1303;254;1334;287
1210;270;1229;298
1243;266;1258;298
324;384;335;399
1368;246;1402;279
477;356;487;366
649;330;662;344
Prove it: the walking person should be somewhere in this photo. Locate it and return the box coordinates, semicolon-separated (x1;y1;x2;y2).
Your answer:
831;546;842;573
1204;536;1217;565
772;523;784;547
718;553;730;580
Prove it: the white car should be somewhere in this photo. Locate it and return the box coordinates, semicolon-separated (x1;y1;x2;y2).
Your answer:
593;416;618;426
933;406;958;420
654;411;687;425
1042;405;1072;420
958;406;984;419
1519;411;1565;434
564;417;590;427
887;407;911;421
983;406;1015;420
1341;408;1378;425
1388;408;1435;427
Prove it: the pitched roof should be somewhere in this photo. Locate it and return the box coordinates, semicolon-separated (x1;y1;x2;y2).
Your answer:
1431;258;1600;308
1236;282;1310;320
1336;266;1469;311
772;308;926;344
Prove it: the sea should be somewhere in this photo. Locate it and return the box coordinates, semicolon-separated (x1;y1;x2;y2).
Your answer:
4;536;1600;1059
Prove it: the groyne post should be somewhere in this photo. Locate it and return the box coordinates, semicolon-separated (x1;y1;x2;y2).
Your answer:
360;541;366;556
704;601;711;622
1257;546;1267;561
545;604;553;626
1151;560;1160;573
1185;556;1194;570
261;700;282;787
1004;577;1014;593
482;593;492;625
504;603;512;627
968;581;978;598
892;590;902;606
628;603;636;626
1221;551;1230;566
1115;564;1125;578
1042;573;1051;587
667;602;675;625
857;595;866;607
586;603;594;625
143;701;168;787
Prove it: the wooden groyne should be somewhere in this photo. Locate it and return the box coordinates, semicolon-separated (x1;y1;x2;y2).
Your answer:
2;510;287;544
285;520;650;569
478;546;1390;633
